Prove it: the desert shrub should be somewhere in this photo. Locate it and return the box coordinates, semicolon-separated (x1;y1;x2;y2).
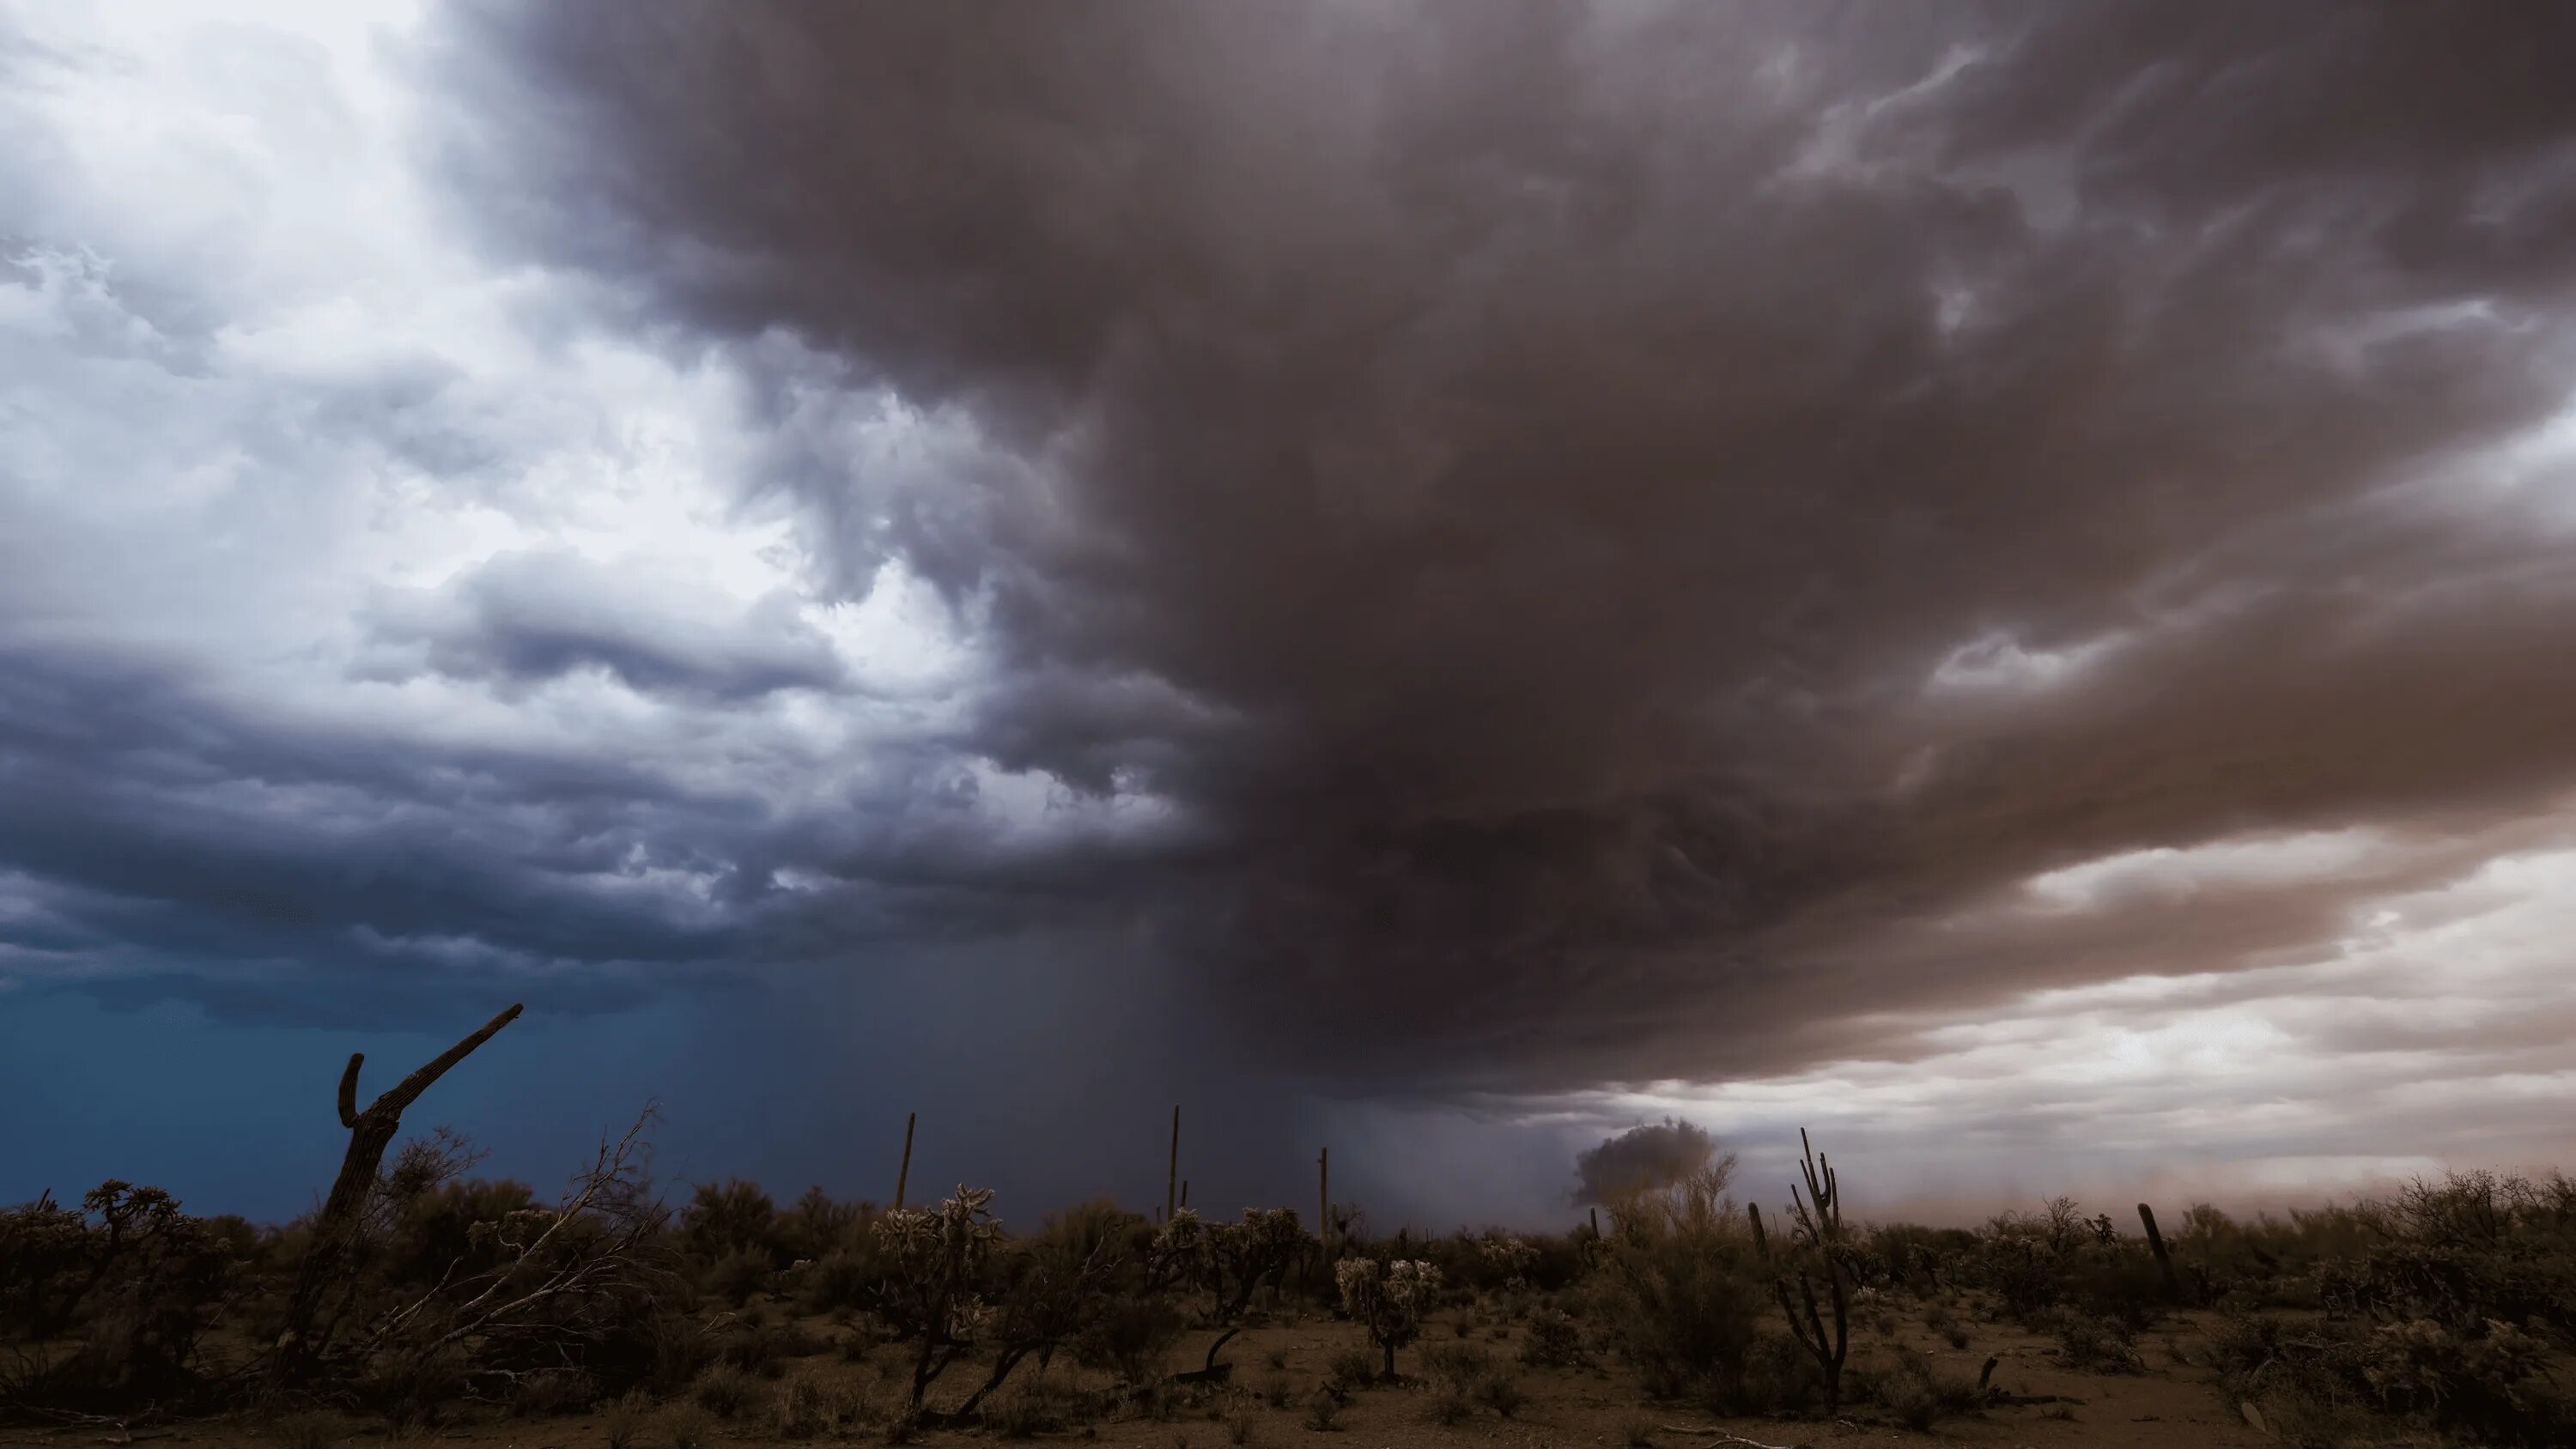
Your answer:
1733;1331;1830;1414
1334;1258;1440;1379
540;1304;711;1403
507;1367;598;1416
2354;1316;2571;1446
702;1246;772;1306
679;1180;780;1267
1863;1222;1973;1295
0;1191;96;1343
1589;1164;1771;1405
1324;1346;1377;1392
1518;1306;1585;1367
980;1376;1096;1438
797;1246;884;1313
693;1363;755;1417
1851;1347;1982;1431
600;1387;652;1449
1920;1297;1970;1349
376;1178;538;1290
2036;1308;2144;1373
768;1369;872;1440
1074;1293;1188;1386
1959;1197;2168;1327
1423;1228;1540;1294
1473;1367;1527;1416
1419;1342;1492;1393
0;1180;241;1407
776;1186;870;1263
1425;1390;1471;1424
2190;1170;2576;1446
2205;1299;2576;1448
2315;1172;2576;1339
715;1317;827;1376
1301;1386;1343;1431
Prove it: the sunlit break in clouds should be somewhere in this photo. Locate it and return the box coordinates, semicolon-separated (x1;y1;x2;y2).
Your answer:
4;0;2576;1227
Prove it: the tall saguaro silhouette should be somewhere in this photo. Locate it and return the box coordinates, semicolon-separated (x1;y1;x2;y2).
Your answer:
896;1111;916;1210
275;1003;524;1384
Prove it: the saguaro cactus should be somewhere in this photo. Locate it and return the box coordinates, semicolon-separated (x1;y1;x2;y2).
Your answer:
1749;1128;1852;1413
1317;1147;1330;1255
896;1111;917;1210
2137;1202;2178;1294
275;1003;523;1384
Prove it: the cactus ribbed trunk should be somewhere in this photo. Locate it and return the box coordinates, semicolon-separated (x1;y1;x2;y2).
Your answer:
1318;1148;1330;1257
896;1112;916;1210
274;1003;523;1385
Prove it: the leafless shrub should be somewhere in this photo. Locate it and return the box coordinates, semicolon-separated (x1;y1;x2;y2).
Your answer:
1589;1161;1769;1404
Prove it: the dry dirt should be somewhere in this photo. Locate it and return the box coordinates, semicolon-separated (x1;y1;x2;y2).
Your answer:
8;1303;2277;1449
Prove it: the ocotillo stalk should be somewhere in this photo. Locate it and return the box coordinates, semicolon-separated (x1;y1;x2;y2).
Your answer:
895;1112;915;1210
2137;1202;2177;1293
1165;1105;1181;1222
1180;1179;1189;1210
276;1002;523;1385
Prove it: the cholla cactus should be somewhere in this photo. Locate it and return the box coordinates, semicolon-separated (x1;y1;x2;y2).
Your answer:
1335;1258;1441;1379
1218;1208;1309;1286
1151;1205;1215;1292
869;1185;1005;1409
1477;1232;1539;1288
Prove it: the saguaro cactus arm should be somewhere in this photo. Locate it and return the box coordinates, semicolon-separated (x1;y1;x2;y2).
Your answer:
373;1003;523;1118
336;1054;365;1129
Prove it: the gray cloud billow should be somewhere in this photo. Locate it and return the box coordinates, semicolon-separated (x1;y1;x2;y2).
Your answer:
398;0;2576;1094
366;550;846;700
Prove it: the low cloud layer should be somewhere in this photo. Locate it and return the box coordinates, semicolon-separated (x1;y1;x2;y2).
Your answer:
4;2;2575;1219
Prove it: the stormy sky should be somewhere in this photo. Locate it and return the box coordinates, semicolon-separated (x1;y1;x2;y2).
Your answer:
6;0;2576;1228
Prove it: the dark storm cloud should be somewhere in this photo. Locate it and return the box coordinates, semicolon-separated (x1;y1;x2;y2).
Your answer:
407;0;2576;1092
0;640;1146;1023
